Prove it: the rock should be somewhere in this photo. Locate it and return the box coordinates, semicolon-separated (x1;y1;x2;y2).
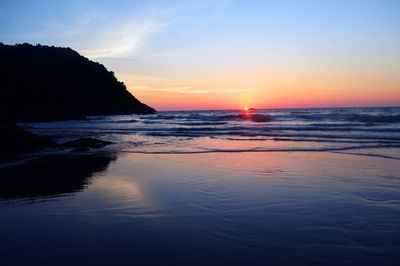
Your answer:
61;138;113;152
0;126;113;161
0;43;156;123
0;126;54;161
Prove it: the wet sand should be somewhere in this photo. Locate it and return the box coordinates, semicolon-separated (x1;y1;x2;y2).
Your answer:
0;151;399;265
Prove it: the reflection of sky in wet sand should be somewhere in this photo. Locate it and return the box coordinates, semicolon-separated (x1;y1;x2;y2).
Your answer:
74;151;400;225
0;151;399;265
91;178;144;202
84;176;167;218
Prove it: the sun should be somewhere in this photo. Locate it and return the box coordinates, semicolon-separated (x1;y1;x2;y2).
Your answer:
243;106;249;111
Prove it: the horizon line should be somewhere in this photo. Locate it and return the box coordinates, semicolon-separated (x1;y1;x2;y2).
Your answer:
155;104;400;112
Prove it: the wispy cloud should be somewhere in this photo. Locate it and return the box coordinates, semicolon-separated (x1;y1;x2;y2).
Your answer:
182;88;259;94
81;16;169;59
317;87;344;91
123;75;259;94
134;85;259;94
122;74;165;83
18;4;171;59
316;87;344;95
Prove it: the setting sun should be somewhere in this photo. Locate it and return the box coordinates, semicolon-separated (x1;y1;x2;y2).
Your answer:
243;107;249;111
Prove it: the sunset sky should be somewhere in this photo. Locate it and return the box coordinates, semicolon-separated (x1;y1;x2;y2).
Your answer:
1;0;399;110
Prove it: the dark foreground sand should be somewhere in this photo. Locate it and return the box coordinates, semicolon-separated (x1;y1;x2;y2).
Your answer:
0;151;399;265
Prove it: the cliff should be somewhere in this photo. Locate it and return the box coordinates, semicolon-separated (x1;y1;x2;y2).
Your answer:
0;43;155;122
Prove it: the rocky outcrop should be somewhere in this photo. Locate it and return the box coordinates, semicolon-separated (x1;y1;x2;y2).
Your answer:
0;125;114;162
0;126;55;161
61;138;113;152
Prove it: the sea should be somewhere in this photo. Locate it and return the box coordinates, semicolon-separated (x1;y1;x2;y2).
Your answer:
18;106;400;158
1;106;400;265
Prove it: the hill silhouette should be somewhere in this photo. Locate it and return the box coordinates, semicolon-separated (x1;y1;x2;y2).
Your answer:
0;43;155;122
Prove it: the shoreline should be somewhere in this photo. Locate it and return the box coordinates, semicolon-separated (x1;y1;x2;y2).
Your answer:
2;144;400;170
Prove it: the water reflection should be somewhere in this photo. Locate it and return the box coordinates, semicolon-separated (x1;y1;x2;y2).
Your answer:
0;152;399;265
0;153;117;199
91;178;143;202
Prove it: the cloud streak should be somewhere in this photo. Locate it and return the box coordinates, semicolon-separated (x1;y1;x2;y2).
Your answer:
81;16;169;59
134;85;259;94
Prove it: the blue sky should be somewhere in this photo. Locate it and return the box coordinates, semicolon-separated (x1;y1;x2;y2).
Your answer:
1;0;399;109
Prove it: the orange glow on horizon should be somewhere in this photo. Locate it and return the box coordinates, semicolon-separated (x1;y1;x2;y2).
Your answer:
123;69;400;111
130;82;400;111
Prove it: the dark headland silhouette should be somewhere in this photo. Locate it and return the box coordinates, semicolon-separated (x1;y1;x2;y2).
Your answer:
0;43;156;161
0;43;155;123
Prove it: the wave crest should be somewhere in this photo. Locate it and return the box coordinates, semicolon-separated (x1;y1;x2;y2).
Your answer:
349;114;400;123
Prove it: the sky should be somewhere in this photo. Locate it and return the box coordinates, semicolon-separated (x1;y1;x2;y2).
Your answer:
1;0;399;110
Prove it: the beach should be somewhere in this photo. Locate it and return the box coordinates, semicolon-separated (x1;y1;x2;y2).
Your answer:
2;1;400;264
1;150;399;265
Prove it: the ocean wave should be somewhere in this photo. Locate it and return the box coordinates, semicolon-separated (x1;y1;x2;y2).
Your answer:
239;114;272;122
144;130;400;142
294;112;400;124
140;114;187;120
271;137;398;144
348;114;400;123
136;124;400;133
294;113;332;121
172;122;228;126
179;113;273;123
222;137;398;144
331;151;400;160
140;112;273;123
262;126;400;132
122;145;400;159
91;119;137;124
290;110;312;115
214;114;273;122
